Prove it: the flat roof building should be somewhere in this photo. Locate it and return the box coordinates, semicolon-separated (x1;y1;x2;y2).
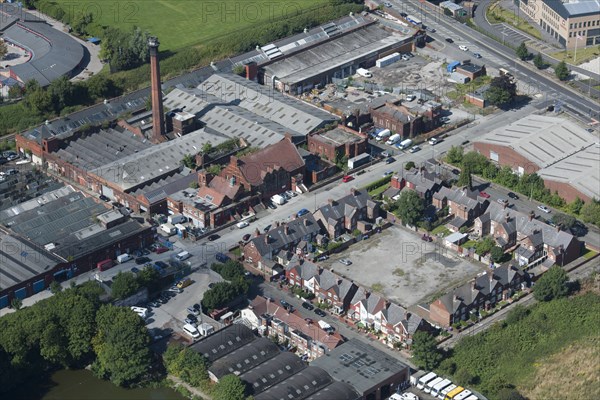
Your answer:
311;339;410;399
473;115;598;202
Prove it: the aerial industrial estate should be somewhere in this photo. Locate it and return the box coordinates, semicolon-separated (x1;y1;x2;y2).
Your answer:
0;0;599;399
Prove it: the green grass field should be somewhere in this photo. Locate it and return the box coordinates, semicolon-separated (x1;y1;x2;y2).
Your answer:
52;0;328;50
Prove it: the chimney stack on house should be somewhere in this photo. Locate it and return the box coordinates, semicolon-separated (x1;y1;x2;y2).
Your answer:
283;224;289;235
327;198;335;206
245;61;258;81
148;36;165;142
254;229;260;237
505;213;510;223
471;280;476;291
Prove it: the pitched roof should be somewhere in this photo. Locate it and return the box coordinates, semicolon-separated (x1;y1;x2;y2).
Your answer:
189;324;256;362
197;175;241;207
316;190;374;223
247;214;320;258
287;257;320;281
208;337;280;380
360;293;386;315
236;139;305;186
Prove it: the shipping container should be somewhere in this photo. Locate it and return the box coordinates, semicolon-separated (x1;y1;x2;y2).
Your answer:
348;153;371;169
376;52;401;68
97;259;114;272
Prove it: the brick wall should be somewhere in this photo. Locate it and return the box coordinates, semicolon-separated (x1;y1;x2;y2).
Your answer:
473;142;541;174
429;299;452;327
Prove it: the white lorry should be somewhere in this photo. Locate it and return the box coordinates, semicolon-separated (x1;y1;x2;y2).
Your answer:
161;223;176;235
356;68;373;78
271;194;286;205
168;214;186;224
376;129;391;141
397;138;413;150
385;133;401;145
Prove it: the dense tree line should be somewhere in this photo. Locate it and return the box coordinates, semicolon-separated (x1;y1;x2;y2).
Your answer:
211;260;246;281
203;260;250;311
446;147;600;227
111;266;161;300
0;282;152;394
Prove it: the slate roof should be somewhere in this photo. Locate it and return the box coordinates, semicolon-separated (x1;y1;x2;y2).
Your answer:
436;265;524;313
487;202;576;249
287;257;320;282
359;293;386;315
208;337;280;380
135;172;198;205
316;190;375;223
240;352;307;395
255;366;333;400
403;168;441;192
189;324;256;362
435;186;483;212
248;214;320;258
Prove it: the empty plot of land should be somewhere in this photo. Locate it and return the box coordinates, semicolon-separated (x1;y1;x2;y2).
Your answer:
324;227;486;307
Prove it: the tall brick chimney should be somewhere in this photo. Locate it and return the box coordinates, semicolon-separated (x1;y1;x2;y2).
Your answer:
148;36;165;142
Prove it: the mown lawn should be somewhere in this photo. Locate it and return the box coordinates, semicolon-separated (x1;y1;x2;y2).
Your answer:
52;0;328;51
551;46;600;65
486;2;542;40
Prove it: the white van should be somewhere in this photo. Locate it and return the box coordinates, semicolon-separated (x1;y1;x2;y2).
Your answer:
116;253;133;264
183;323;200;339
175;251;191;261
130;306;148;319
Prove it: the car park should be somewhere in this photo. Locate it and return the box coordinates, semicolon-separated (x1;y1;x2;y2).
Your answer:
538;205;551;213
459;45;469;51
408;146;421;153
339;259;352;266
302;302;314;310
508;192;519;200
479;191;491;199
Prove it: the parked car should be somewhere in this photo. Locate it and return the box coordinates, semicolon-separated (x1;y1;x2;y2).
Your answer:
428;137;438;145
184;318;197;326
316;254;329;262
497;198;508;205
208;282;217;289
479;191;491;199
135;256;151;265
314;308;326;317
286;190;297;198
186;314;198;323
130;267;140;274
187;306;200;316
400;12;408;17
99;194;110;202
208;234;220;241
154;246;169;254
263;225;271;233
459;45;469;51
305;318;313;324
297;208;310;217
408;146;421;153
508;192;519;200
401;54;410;61
280;299;290;308
302;302;314;310
538;205;551;213
445;37;454;43
236;221;249;229
386;157;395;164
342;175;354;183
382;170;393;177
339;259;352;266
267;201;277;210
473;52;482;58
242;233;251;241
167;287;183;294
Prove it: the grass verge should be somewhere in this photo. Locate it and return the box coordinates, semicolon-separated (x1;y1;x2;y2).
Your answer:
551;46;600;65
486;2;542;40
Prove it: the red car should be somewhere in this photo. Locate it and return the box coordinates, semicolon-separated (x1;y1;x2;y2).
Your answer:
154;246;169;254
342;175;354;183
479;191;491;199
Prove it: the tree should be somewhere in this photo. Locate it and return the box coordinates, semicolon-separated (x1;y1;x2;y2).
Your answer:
580;199;600;226
49;281;63;294
446;145;464;164
404;161;415;171
72;12;93;36
554;60;569;81
457;164;472;188
163;343;209;387
551;213;576;229
461;151;490;175
485;75;516;106
0;39;7;60
497;388;526;400
533;265;569;301
181;153;196;169
202;143;213;154
533;52;546;69
411;331;442;370
395;190;425;227
213;374;247;400
92;305;151;387
516;41;528;60
206;164;222;175
136;265;161;294
87;74;117;100
211;260;246;280
568;197;584;215
189;181;199;189
110;272;141;300
48;76;75;113
475;236;495;256
505;304;529;325
490;246;505;263
454;367;475;385
10;298;22;310
232;65;245;76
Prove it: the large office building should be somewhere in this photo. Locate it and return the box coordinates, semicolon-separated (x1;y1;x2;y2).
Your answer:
518;0;600;48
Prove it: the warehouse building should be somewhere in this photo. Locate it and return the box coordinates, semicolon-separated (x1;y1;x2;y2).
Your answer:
473;115;599;202
0;6;84;86
208;337;280;382
231;15;419;94
311;340;410;400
